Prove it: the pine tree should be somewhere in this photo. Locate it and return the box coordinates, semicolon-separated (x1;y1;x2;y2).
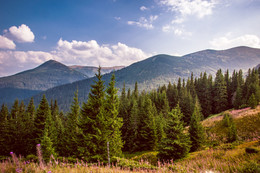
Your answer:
24;98;36;155
79;66;107;161
189;99;205;152
213;69;228;113
34;95;51;145
40;129;57;162
158;104;190;161
138;96;157;151
248;94;257;109
0;104;9;155
64;90;80;157
222;113;237;143
105;74;123;157
128;99;140;152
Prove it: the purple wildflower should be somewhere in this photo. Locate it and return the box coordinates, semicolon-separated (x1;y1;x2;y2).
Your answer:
37;144;41;147
10;152;13;155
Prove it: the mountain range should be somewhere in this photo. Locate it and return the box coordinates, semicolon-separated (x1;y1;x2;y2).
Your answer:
0;60;123;104
1;46;260;111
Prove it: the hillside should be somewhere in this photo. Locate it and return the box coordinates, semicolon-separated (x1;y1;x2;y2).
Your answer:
29;46;260;111
70;65;125;77
0;60;88;104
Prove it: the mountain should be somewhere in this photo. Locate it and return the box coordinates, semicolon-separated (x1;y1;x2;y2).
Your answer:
256;64;260;70
0;60;88;104
70;65;125;77
29;46;260;111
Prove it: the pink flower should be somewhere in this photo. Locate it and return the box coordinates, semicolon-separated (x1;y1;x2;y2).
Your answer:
10;152;13;155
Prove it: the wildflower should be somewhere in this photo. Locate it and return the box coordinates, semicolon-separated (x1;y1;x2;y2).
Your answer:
48;171;52;173
10;152;13;155
37;144;41;147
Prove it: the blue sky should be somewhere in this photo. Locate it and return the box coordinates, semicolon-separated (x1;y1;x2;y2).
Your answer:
0;0;260;76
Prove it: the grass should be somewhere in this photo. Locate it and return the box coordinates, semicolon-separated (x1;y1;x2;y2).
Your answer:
1;140;259;173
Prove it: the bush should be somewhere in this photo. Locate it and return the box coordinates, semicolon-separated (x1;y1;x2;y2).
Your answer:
131;152;158;165
112;157;156;170
242;161;260;173
245;147;259;154
26;154;38;162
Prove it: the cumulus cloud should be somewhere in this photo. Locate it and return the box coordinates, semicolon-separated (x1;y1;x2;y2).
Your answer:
127;15;158;29
53;39;150;66
160;0;216;18
140;6;148;11
4;24;35;43
0;38;151;76
210;34;260;49
0;50;58;76
162;25;192;37
0;36;16;49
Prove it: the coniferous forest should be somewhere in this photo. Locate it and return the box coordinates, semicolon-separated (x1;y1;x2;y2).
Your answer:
0;67;260;167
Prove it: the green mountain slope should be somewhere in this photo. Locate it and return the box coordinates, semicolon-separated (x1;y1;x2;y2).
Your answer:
0;60;88;104
30;46;260;111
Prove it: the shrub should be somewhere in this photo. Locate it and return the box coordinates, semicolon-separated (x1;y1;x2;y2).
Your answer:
26;154;38;162
131;152;158;165
245;147;259;154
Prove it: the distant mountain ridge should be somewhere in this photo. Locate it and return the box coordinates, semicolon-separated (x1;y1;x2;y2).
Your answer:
28;46;260;111
0;60;88;91
0;60;88;104
70;65;125;77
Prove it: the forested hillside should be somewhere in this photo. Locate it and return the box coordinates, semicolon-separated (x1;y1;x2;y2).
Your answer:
1;66;259;163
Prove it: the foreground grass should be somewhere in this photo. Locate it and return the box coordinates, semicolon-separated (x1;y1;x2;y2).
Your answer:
1;140;260;173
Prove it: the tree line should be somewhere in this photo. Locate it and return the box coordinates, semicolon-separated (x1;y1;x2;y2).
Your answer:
0;67;259;162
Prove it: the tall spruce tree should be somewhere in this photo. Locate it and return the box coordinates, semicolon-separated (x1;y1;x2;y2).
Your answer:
105;74;123;157
0;104;9;155
138;96;157;151
79;66;107;161
213;69;228;113
158;104;190;161
34;95;51;145
189;99;205;152
64;90;80;157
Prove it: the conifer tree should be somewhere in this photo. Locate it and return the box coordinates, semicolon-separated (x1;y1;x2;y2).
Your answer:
64;90;80;157
0;104;9;155
213;69;228;113
248;94;257;109
158;104;190;161
34;95;51;145
128;99;139;152
138;96;157;151
189;99;205;152
24;98;36;155
222;113;237;143
79;66;107;161
105;74;123;157
40;129;57;162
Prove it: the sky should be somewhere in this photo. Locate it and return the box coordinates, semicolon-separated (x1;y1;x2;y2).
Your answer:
0;0;260;77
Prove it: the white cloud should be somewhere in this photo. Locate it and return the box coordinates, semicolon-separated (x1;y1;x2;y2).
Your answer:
4;24;35;43
210;34;260;49
114;17;121;20
0;36;16;50
0;50;58;76
162;25;192;37
53;39;150;66
140;6;148;11
127;15;158;29
160;0;216;18
0;38;151;76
